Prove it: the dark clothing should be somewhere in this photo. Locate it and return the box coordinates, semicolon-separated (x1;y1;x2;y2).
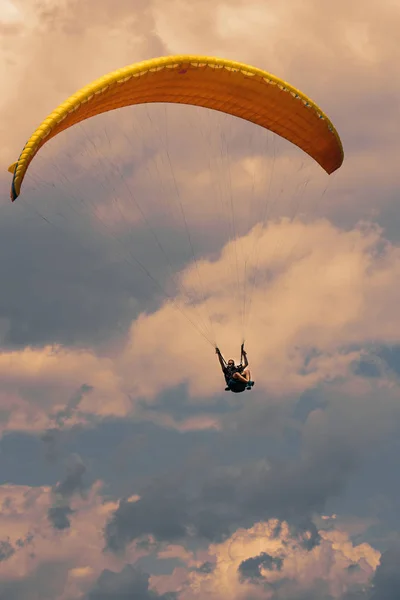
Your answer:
227;378;246;393
223;364;243;385
217;347;251;394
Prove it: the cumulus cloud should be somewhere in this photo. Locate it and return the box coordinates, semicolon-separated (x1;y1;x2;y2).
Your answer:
1;216;400;437
0;486;385;600
152;520;379;600
0;481;148;598
87;564;177;600
119;218;400;400
2;484;383;600
0;343;130;435
103;427;364;553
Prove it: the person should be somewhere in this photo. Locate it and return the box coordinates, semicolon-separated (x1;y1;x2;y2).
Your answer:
215;344;255;393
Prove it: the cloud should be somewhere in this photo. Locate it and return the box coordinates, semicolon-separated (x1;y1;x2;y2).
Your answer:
0;0;167;168
48;505;75;531
87;564;177;600
47;453;87;530
0;561;72;600
118;218;400;400
0;485;383;600
53;384;94;428
0;343;129;435
40;384;94;461
1;216;400;444
103;439;356;552
104;366;400;557
0;538;15;562
238;552;284;582
173;520;379;600
370;546;400;600
0;481;148;598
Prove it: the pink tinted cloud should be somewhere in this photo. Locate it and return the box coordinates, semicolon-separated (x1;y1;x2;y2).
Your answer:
0;345;128;434
0;481;147;598
120;218;400;398
151;519;380;599
0;485;382;600
0;217;400;434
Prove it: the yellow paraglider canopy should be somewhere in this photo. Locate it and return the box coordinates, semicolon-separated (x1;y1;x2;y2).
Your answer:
9;54;344;200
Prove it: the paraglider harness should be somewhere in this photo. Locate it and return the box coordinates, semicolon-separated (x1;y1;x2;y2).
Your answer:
216;344;249;393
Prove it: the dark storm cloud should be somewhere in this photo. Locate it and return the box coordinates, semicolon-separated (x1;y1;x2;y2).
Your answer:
54;383;93;427
138;384;236;421
40;429;61;462
48;505;75;530
0;201;164;348
0;554;178;600
0;562;70;600
352;358;382;379
87;565;177;600
294;520;321;550
54;454;86;498
194;561;214;574
347;564;362;573
48;454;87;530
41;384;94;461
0;539;15;562
105;430;357;552
351;345;400;380
237;564;336;600
0;417;220;491
378;346;400;377
342;593;371;600
238;552;283;582
370;546;400;600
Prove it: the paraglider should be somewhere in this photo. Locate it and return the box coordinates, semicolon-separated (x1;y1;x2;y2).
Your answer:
216;344;254;393
8;55;344;390
8;54;343;201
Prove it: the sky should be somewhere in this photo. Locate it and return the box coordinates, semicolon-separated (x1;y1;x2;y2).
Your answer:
1;0;400;598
